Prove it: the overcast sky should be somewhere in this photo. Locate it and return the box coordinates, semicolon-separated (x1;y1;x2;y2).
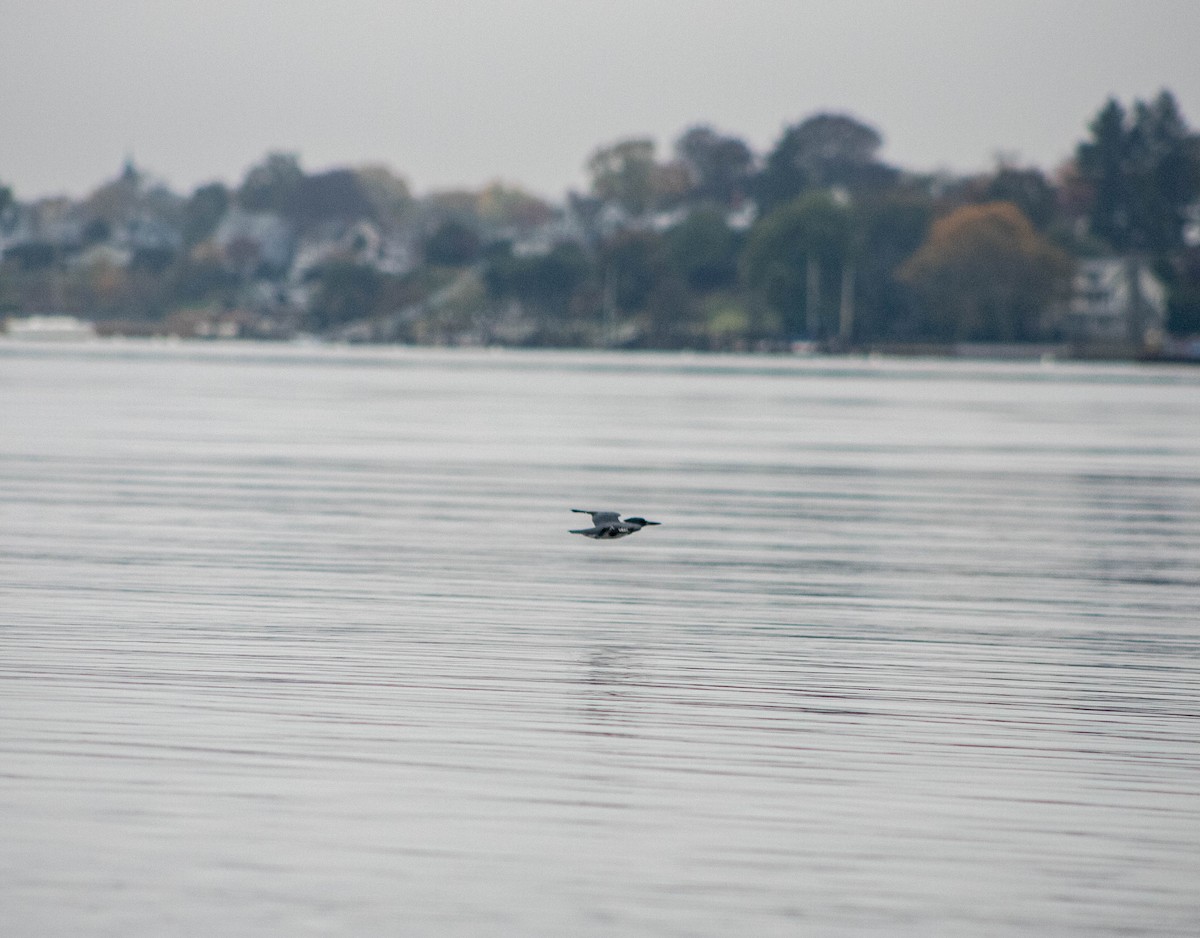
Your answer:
3;0;1199;202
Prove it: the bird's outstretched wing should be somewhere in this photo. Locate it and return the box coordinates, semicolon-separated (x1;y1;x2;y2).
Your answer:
572;509;620;526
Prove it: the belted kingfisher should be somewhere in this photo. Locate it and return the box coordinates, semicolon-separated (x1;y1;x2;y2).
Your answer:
570;509;661;539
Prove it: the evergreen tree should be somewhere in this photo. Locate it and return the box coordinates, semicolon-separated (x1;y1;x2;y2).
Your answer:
1077;91;1200;254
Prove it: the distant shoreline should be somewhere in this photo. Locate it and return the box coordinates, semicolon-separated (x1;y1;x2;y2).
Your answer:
4;325;1197;366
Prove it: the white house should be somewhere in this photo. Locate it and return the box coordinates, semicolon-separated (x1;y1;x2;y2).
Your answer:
289;220;417;282
1062;257;1167;344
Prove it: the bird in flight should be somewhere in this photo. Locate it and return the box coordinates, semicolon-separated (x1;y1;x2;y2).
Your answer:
569;509;661;539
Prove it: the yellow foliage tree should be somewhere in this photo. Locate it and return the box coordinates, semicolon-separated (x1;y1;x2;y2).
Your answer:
898;202;1072;341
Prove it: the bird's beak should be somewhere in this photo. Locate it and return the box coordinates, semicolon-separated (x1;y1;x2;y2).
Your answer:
644;520;661;525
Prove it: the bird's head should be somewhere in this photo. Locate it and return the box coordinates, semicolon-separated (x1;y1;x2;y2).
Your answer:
625;517;660;527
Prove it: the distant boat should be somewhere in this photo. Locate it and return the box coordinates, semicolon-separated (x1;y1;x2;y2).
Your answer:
4;315;97;341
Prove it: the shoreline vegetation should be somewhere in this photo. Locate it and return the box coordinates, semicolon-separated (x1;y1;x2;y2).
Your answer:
4;321;1196;367
2;93;1199;359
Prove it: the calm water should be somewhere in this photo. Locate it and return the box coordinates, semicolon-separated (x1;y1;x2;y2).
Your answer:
2;342;1199;937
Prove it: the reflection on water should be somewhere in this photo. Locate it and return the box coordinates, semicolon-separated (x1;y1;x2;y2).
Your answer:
2;343;1199;936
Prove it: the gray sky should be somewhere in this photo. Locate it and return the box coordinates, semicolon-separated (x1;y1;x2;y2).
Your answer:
3;0;1199;201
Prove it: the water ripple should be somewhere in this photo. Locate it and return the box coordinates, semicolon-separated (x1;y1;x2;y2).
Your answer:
3;345;1200;936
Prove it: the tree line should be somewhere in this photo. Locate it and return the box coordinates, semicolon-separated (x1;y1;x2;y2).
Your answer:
2;90;1198;348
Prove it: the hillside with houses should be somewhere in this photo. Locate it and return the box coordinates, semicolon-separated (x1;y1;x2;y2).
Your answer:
3;92;1199;356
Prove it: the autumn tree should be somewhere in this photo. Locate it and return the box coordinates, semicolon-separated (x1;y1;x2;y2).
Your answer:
898;202;1072;341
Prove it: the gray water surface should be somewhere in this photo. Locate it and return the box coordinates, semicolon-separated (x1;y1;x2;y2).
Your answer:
2;343;1199;936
